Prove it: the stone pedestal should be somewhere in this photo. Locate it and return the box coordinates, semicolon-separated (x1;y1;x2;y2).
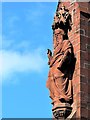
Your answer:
52;103;72;120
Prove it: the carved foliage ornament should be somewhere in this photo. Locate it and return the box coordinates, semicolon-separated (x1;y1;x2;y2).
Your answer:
52;5;72;34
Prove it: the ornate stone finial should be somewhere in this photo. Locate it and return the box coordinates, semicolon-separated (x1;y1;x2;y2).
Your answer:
52;5;72;40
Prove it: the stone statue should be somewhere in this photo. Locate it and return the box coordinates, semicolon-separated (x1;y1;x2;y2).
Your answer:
46;5;75;119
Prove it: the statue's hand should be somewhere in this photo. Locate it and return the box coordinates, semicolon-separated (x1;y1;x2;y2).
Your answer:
47;49;52;58
47;49;52;66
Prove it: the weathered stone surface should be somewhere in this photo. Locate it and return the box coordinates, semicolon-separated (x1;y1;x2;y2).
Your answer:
46;4;76;119
46;1;90;119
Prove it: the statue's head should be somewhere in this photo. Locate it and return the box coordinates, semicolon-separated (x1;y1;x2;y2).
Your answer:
54;28;64;36
53;28;64;49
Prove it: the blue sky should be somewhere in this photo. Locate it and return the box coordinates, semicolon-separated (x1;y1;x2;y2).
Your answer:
1;2;58;118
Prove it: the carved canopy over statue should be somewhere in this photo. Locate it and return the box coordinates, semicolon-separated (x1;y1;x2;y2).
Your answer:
52;5;72;39
46;5;75;112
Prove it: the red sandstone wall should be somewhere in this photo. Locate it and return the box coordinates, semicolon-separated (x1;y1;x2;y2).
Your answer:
57;2;90;119
80;3;90;119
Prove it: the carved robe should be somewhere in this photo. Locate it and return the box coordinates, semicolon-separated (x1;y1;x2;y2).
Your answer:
46;39;73;106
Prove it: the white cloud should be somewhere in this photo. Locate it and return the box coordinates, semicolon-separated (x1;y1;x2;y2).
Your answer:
1;33;47;83
0;48;47;82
